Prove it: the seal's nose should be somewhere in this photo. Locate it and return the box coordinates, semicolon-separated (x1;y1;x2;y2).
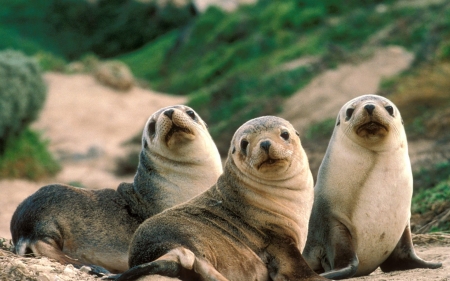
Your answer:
260;140;271;153
364;104;375;115
164;109;174;119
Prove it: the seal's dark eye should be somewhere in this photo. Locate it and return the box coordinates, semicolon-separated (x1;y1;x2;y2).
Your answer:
346;108;354;120
240;139;249;154
186;110;196;120
385;106;394;116
281;131;290;141
148;120;156;136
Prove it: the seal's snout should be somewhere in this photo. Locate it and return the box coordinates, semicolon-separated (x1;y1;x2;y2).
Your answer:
164;109;174;119
364;104;375;115
260;140;271;153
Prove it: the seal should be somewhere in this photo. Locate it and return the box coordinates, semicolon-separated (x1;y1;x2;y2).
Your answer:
302;95;442;280
113;116;327;281
10;105;223;274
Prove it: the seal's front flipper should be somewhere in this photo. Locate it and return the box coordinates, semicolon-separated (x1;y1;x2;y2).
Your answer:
76;264;111;277
117;247;228;281
266;234;329;281
380;225;442;273
116;260;183;281
320;221;359;280
25;239;111;277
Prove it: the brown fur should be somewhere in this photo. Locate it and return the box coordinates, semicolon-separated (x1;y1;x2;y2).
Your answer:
115;116;327;281
10;105;222;274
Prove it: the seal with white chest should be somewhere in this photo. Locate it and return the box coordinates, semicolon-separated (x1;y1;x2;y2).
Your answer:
114;116;327;281
303;95;442;280
10;105;223;274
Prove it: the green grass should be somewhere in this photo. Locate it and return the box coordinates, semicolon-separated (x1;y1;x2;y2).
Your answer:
412;179;450;215
414;161;450;192
118;31;179;88
411;160;450;232
0;128;60;180
0;26;46;56
304;118;336;141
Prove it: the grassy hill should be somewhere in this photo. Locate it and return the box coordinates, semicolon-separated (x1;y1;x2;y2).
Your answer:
119;0;450;155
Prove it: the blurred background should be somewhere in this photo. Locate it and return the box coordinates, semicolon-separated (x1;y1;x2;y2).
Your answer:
0;0;449;239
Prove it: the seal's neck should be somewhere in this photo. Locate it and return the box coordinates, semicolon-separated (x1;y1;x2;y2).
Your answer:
218;158;313;250
120;148;221;220
136;149;220;195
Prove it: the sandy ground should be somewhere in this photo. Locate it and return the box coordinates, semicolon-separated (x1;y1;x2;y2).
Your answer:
1;240;448;280
0;72;186;239
354;244;450;280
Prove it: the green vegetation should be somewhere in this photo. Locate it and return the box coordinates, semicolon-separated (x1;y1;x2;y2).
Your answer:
414;161;450;192
119;0;450;154
412;184;450;232
304;118;335;141
380;62;450;140
411;163;450;232
0;50;47;152
0;128;60;180
0;0;196;60
0;50;60;180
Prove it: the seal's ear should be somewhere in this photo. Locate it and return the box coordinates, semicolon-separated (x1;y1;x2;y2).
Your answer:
401;118;404;125
295;131;300;137
336;114;341;126
232;147;236;154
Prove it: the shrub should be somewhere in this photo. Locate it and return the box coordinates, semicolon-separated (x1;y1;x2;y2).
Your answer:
0;50;47;153
0;128;60;180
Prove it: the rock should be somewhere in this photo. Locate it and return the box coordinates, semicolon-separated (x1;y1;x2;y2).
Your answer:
94;61;134;91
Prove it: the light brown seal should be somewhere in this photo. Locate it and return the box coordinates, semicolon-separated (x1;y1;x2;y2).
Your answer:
303;95;442;279
10;105;222;274
113;116;327;281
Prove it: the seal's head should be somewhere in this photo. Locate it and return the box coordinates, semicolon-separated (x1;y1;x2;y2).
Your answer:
336;95;405;150
142;105;218;161
229;116;306;181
